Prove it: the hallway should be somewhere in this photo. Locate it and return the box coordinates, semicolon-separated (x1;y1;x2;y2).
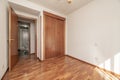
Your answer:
3;55;120;80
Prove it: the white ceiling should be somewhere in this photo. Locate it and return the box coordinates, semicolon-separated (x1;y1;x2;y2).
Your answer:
28;0;93;15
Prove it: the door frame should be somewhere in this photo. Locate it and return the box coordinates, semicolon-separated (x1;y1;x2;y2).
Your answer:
43;11;66;60
8;7;12;71
18;17;38;55
34;20;37;56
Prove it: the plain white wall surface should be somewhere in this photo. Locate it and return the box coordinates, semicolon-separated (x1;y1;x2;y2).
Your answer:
67;0;120;74
30;22;35;54
0;0;8;79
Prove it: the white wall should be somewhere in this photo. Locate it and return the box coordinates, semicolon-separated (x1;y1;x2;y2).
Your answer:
30;22;35;54
0;0;8;79
67;0;120;74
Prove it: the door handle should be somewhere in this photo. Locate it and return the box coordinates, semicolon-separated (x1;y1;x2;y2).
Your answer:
9;39;15;41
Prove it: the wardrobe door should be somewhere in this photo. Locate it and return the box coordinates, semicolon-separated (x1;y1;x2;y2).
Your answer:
45;15;58;59
55;19;65;57
44;11;65;59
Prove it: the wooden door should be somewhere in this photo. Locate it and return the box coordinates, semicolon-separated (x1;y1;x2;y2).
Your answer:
44;11;65;59
55;19;65;56
9;8;18;71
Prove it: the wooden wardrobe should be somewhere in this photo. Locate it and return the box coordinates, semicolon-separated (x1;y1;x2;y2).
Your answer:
44;11;65;59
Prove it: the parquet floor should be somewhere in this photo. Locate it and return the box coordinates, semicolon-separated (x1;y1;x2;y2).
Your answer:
3;55;120;80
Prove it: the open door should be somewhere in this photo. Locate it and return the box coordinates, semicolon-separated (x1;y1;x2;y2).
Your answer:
9;8;18;71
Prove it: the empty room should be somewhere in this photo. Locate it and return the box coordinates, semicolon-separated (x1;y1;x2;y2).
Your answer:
0;0;120;80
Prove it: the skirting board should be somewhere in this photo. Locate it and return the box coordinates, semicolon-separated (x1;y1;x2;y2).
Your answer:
30;53;35;54
66;54;120;78
1;68;8;80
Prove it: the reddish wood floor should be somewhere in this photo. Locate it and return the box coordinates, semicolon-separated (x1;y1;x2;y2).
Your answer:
3;55;120;80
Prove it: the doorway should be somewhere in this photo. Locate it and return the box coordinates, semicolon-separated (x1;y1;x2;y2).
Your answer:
18;21;30;57
9;8;38;71
18;18;36;58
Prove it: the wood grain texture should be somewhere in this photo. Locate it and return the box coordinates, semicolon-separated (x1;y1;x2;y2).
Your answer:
43;11;65;21
44;11;65;59
3;55;120;80
9;8;18;71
